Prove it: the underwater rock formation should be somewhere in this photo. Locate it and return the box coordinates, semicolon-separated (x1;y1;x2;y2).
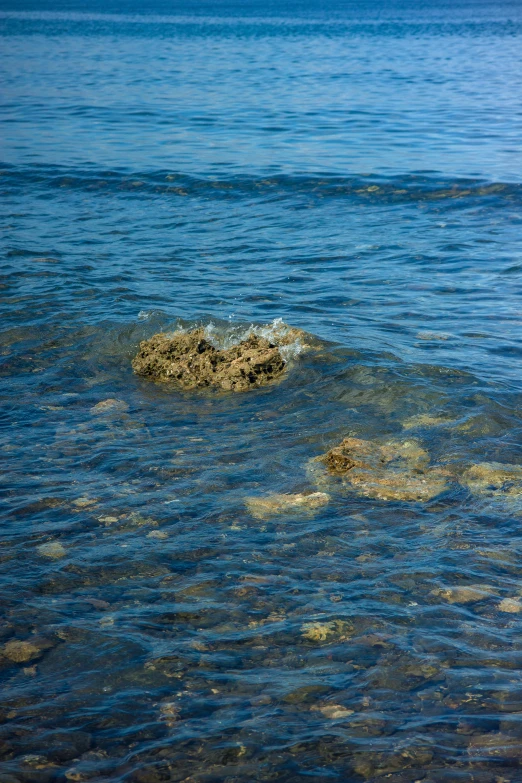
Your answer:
301;619;354;643
498;597;522;613
461;462;522;499
90;398;129;414
37;541;66;559
1;637;54;664
317;436;448;502
310;703;354;719
245;491;330;519
430;584;498;604
2;639;43;663
132;328;287;391
323;436;428;474
468;732;522;761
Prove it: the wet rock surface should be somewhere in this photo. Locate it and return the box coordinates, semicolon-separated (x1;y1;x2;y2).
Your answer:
132;328;287;391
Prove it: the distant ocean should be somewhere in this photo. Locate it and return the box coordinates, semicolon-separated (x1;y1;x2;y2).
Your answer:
2;1;522;780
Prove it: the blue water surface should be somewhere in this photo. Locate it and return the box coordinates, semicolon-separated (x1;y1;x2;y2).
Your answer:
2;1;522;781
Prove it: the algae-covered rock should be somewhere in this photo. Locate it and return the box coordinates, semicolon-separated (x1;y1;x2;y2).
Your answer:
2;639;43;663
245;492;329;519
402;413;455;430
37;541;66;559
310;703;354;719
461;462;522;499
90;398;129;414
301;619;353;643
318;437;447;502
430;584;498;604
132;328;286;391
346;469;448;502
498;597;522;613
323;437;428;474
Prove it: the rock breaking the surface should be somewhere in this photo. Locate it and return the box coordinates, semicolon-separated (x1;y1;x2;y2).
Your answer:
132;328;288;391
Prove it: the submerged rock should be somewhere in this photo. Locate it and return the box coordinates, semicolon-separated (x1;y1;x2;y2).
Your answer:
402;413;455;430
310;703;354;719
132;328;287;391
353;746;433;779
323;437;429;474
461;462;522;499
37;541;66;559
1;638;49;663
2;640;41;663
430;584;498;604
498;597;522;613
468;732;522;760
353;470;448;502
283;685;331;704
317;437;448;502
245;492;329;519
158;701;180;728
90;398;129;414
147;530;168;539
301;619;353;643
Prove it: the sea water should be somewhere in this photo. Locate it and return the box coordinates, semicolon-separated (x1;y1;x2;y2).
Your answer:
2;1;522;780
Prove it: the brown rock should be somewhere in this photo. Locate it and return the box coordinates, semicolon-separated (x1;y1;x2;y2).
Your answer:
158;701;180;727
468;732;522;760
90;398;129;414
461;462;522;499
498;597;522;613
301;619;354;642
132;328;286;391
345;468;448;502
37;541;66;559
353;746;433;779
310;703;354;719
245;492;329;519
323;437;428;474
402;413;455;430
319;437;447;502
2;640;42;663
430;584;498;604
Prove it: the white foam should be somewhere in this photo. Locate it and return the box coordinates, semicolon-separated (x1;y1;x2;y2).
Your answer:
202;317;305;360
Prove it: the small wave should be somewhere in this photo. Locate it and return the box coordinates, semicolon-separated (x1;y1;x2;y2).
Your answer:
135;316;310;361
2;163;522;200
204;317;308;360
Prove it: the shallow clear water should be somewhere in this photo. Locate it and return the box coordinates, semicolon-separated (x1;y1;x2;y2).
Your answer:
2;2;522;781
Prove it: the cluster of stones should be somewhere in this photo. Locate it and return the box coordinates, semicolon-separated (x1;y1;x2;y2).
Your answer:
132;326;522;514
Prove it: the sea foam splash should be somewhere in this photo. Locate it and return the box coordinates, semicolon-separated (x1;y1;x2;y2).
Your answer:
203;317;307;361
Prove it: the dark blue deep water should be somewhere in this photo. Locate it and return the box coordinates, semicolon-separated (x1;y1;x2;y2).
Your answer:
2;1;522;781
